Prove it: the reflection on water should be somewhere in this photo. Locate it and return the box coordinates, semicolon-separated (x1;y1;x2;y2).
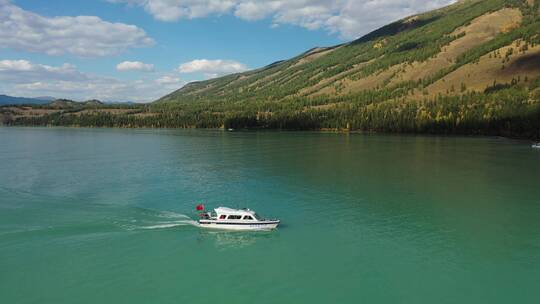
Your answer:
198;230;279;249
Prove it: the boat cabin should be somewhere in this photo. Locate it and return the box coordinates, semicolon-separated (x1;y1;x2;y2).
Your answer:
201;207;261;221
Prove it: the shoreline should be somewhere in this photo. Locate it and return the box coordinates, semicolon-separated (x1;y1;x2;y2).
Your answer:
2;124;538;142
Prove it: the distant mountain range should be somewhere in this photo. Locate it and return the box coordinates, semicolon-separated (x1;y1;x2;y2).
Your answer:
0;95;55;105
47;99;104;108
0;95;135;106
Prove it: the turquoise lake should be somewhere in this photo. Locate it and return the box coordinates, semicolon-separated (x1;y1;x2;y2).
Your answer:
1;127;539;303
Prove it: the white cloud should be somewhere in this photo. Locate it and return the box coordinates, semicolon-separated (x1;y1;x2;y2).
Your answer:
109;0;236;21
0;59;185;102
116;61;155;72
155;75;183;85
0;1;154;57
108;0;456;39
0;60;87;83
177;59;248;78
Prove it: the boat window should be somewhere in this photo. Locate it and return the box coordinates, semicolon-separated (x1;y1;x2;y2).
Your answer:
243;216;253;220
227;215;242;220
219;214;226;219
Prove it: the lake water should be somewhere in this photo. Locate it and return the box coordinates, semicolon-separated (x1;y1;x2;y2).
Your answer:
1;127;539;303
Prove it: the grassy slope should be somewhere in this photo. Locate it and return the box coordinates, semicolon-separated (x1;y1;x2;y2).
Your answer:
156;0;540;106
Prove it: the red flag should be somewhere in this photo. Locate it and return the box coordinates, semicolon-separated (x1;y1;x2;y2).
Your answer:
196;204;204;211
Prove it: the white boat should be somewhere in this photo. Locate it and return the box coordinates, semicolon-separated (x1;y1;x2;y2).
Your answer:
533;143;540;149
197;206;280;231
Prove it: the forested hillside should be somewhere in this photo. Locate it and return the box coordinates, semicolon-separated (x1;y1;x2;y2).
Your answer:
3;0;540;139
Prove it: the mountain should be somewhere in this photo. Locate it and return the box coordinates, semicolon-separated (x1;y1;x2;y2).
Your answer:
158;0;540;105
152;0;540;137
34;96;56;102
48;99;104;108
0;95;53;105
3;0;540;139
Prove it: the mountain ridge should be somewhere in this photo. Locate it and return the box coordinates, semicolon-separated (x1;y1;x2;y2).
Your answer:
156;0;538;105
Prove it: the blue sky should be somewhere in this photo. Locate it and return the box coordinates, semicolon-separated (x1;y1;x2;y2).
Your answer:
0;0;455;102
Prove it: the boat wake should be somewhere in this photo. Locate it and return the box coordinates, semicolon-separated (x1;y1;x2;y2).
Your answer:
139;220;200;230
119;209;200;231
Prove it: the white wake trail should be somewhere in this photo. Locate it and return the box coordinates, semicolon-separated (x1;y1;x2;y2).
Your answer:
139;219;200;230
119;210;200;231
157;211;192;219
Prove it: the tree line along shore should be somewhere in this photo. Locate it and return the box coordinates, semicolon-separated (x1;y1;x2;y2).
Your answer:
1;85;539;140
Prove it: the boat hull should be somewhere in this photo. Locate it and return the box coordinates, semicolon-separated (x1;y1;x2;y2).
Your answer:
198;220;280;231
